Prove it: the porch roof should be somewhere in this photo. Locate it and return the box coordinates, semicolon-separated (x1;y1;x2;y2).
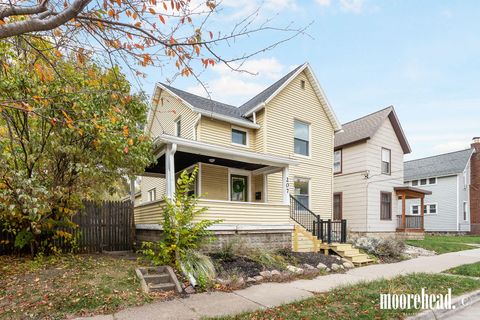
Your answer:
394;186;432;199
145;134;299;175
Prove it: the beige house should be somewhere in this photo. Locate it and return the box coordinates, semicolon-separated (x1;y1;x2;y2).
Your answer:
333;107;430;238
134;63;344;250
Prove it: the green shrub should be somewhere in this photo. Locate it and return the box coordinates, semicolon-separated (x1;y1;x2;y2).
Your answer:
179;249;216;289
139;167;221;284
248;250;288;270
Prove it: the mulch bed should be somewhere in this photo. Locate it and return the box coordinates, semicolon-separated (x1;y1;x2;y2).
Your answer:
280;251;342;268
210;253;264;278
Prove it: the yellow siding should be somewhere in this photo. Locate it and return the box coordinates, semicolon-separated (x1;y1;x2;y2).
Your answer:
134;200;290;225
198;117;255;151
252;174;265;202
253;109;266;153
201;163;228;200
264;70;335;218
148;89;198;139
134;200;166;224
267;171;283;203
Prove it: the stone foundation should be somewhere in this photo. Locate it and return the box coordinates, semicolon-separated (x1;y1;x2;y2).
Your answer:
349;231;424;240
134;224;293;252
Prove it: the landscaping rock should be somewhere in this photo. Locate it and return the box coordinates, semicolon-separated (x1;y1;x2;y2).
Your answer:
184;285;195;294
326;268;331;272
232;277;245;287
216;278;231;286
343;262;354;269
246;277;256;283
316;263;328;270
253;275;264;282
286;265;304;274
331;263;341;271
271;270;281;277
303;264;315;270
259;270;272;278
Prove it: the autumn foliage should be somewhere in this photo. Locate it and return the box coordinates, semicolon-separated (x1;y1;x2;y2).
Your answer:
0;38;153;255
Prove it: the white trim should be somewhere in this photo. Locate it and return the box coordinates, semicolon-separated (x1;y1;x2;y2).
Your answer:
174;116;181;137
147;188;157;202
132;223;296;232
198;162;202;195
251;166;282;176
242;63;342;132
463;201;469;221
193;113;201;140
411;203;438;215
231;125;249;148
154;134;299;167
456;174;460;231
293;119;311;158
228;168;252;202
199;198;288;206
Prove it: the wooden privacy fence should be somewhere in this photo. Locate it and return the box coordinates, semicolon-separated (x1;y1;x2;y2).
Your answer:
0;200;134;254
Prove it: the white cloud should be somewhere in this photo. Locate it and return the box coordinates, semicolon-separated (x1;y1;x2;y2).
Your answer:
186;57;289;105
315;0;331;6
339;0;364;13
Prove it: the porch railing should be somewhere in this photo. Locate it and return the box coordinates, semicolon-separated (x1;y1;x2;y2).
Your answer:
396;215;423;230
290;195;347;243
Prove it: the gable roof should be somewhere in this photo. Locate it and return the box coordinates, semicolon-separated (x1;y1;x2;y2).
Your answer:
334;106;411;154
153;62;342;131
404;149;474;181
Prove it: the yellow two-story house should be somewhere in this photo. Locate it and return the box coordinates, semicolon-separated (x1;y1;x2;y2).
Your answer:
134;63;343;250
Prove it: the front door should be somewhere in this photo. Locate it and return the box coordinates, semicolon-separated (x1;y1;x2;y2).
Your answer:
231;175;248;202
333;193;342;220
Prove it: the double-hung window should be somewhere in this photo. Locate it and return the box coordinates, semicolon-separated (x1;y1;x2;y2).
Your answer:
148;188;156;202
294;178;309;209
381;148;391;174
294;120;310;156
334;150;342;174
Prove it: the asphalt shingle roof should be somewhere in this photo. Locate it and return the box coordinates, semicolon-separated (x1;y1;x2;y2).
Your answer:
404;149;473;181
158;64;305;121
334;106;394;148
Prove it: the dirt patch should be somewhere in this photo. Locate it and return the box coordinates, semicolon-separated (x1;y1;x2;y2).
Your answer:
210;254;264;278
281;251;342;268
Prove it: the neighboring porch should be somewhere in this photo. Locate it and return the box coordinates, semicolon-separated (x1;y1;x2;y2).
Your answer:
395;186;432;233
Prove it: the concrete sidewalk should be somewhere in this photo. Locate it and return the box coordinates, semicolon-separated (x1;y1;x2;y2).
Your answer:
79;248;480;320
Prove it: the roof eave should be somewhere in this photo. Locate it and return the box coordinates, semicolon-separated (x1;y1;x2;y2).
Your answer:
155;83;259;129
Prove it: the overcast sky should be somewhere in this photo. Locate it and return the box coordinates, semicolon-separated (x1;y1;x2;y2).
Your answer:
133;0;480;160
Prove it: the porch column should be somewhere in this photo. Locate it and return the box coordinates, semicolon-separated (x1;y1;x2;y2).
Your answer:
165;143;177;199
401;194;406;229
282;166;289;205
420;195;425;230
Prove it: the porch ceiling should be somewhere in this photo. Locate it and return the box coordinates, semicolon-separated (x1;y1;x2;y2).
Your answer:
145;151;267;174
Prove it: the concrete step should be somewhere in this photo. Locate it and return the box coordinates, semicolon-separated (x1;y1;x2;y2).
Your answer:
143;273;171;284
148;282;176;292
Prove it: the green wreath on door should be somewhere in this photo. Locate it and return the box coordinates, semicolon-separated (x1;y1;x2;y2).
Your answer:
232;180;245;193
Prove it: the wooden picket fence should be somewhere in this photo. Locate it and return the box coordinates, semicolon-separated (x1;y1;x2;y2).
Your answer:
0;200;134;254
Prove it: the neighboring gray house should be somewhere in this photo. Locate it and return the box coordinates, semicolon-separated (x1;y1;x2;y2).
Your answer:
404;149;474;232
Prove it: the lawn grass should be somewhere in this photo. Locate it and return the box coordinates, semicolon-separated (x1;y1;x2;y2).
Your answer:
210;273;480;320
0;254;171;319
445;262;480;278
405;235;480;254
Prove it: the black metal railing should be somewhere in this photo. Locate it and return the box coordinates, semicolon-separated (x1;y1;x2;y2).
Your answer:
290;195;347;243
396;215;423;230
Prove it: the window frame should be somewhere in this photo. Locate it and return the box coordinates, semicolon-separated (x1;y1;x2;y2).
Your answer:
411;205;419;215
412;180;419;186
147;188;156;202
334;149;342;174
174;117;181;137
463;201;468;221
231;127;248;147
228;168;251;202
381;148;391;175
293;177;310;209
380;191;392;220
293;119;311;158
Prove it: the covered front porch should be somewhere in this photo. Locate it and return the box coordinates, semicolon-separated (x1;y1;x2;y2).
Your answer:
135;134;299;229
395;186;432;233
